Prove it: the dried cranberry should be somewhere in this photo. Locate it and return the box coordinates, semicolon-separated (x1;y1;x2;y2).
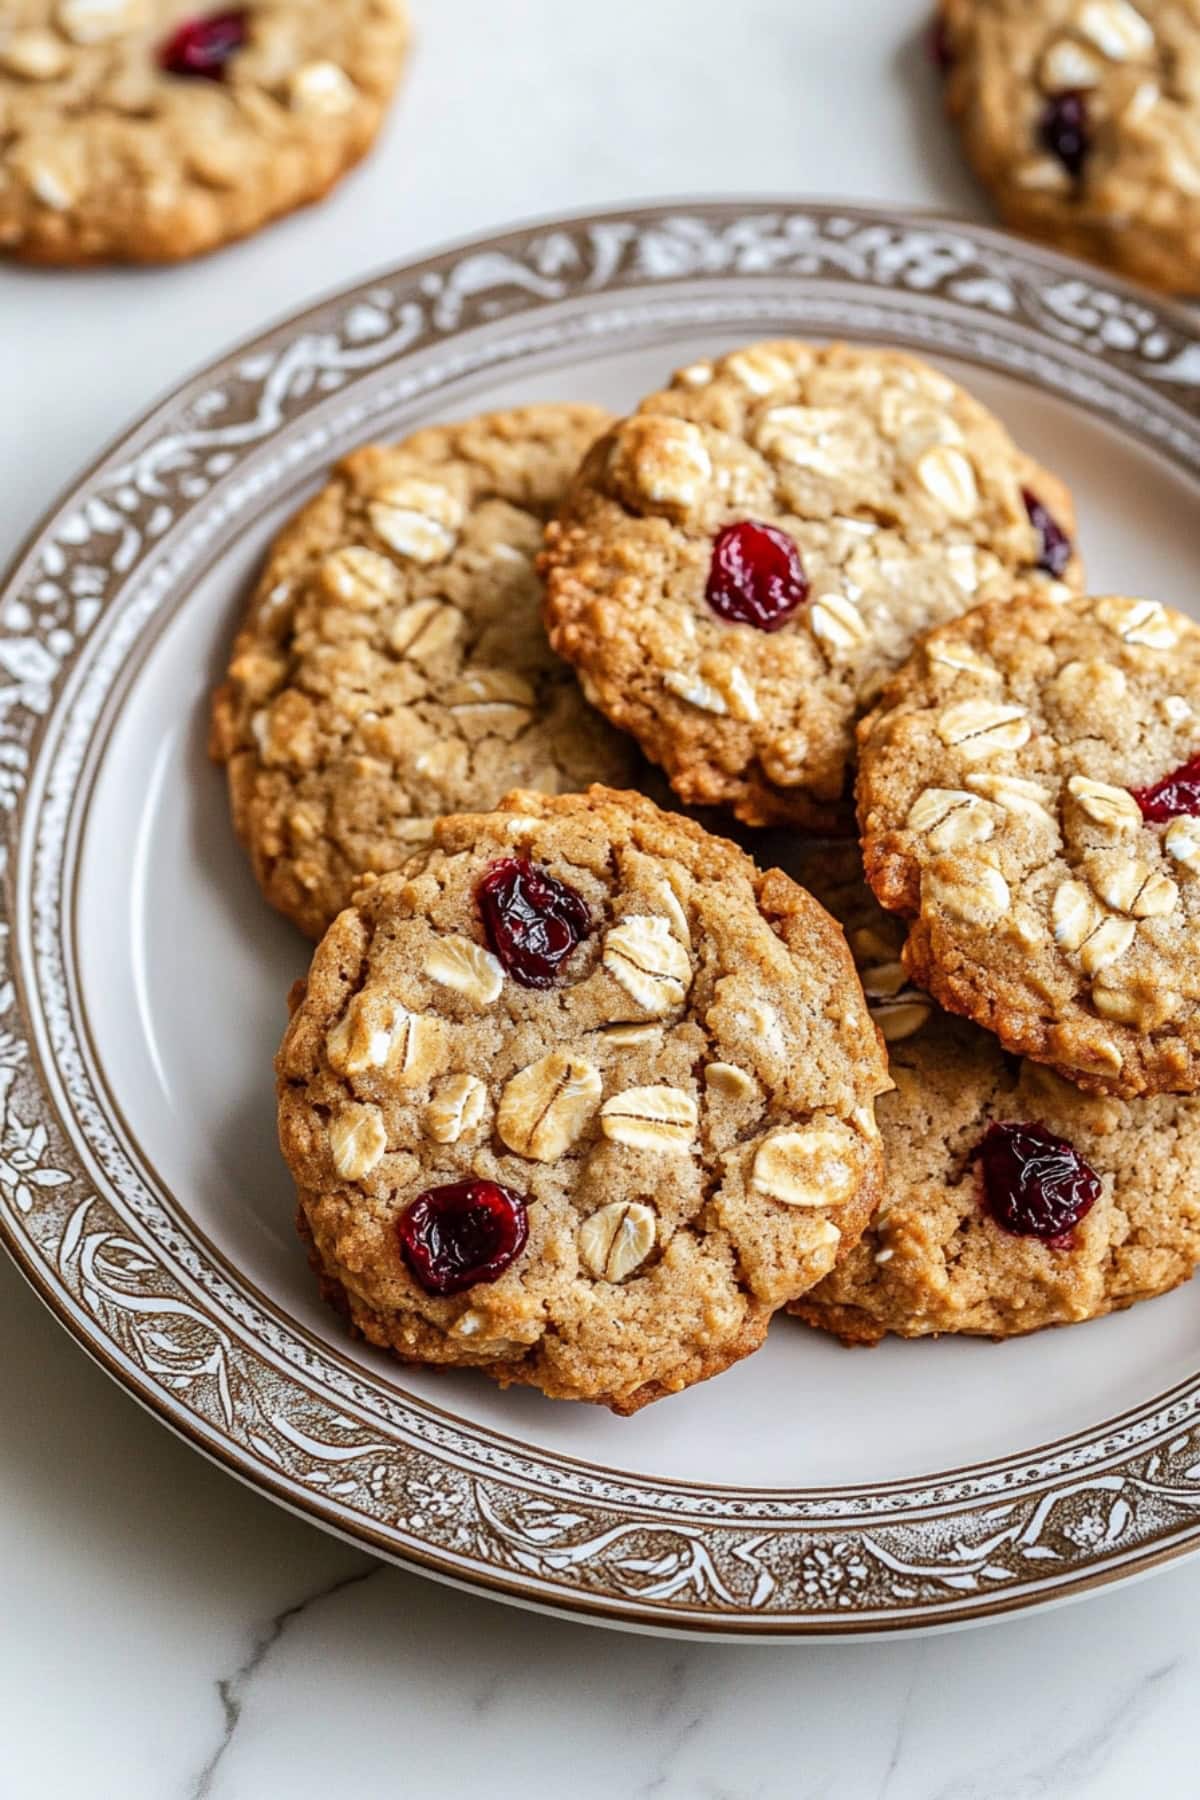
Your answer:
159;9;247;79
477;857;591;989
398;1180;528;1296
929;15;955;73
1022;488;1073;578
1131;752;1200;822
706;521;808;633
1038;91;1090;179
979;1121;1100;1245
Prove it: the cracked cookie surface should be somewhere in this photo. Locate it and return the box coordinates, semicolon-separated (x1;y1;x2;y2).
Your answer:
540;339;1081;832
278;786;889;1413
778;844;1200;1341
936;0;1200;293
858;590;1200;1097
212;404;638;939
0;1;409;264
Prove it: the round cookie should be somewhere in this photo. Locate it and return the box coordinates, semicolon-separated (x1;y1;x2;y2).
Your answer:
785;845;1200;1342
935;0;1200;294
277;786;890;1414
541;339;1082;832
858;589;1200;1098
211;404;638;940
0;1;409;264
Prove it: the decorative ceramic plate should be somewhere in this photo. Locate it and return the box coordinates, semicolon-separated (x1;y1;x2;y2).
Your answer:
5;201;1200;1640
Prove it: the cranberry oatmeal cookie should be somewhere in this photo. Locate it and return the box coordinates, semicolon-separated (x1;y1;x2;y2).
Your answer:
782;845;1200;1341
212;405;638;939
858;589;1200;1098
541;340;1082;831
278;787;889;1413
935;0;1200;293
0;1;409;264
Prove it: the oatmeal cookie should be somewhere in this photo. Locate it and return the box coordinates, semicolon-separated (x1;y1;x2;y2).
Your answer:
541;340;1081;831
278;787;889;1413
858;589;1200;1097
211;404;637;939
936;0;1200;293
0;1;409;264
786;845;1200;1341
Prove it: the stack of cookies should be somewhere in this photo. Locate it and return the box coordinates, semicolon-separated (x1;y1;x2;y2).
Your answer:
212;339;1200;1414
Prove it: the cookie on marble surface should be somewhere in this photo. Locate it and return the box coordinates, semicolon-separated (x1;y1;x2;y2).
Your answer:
277;786;889;1414
541;339;1082;832
935;0;1200;294
779;843;1200;1342
858;589;1200;1098
211;404;638;940
0;1;409;264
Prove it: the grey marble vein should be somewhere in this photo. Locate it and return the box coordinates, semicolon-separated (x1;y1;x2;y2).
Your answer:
634;1653;713;1799
924;1657;1182;1800
877;1642;929;1799
187;1560;382;1800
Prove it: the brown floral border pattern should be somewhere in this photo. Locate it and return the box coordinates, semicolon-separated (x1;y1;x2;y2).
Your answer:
3;203;1200;1634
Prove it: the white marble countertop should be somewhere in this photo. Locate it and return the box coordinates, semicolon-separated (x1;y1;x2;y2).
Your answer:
3;2;1200;1794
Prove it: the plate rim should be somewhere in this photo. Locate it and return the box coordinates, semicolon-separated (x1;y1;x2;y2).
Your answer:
5;196;1200;1639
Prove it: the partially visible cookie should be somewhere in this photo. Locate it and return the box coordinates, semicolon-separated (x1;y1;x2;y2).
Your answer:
1;1;409;264
787;844;1200;1342
936;0;1200;294
541;340;1082;831
277;786;889;1413
212;404;638;939
858;589;1200;1098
